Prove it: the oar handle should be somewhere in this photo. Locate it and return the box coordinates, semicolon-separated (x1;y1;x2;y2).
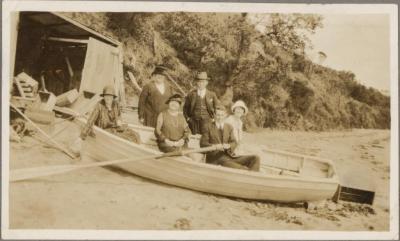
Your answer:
156;145;219;159
10;145;220;182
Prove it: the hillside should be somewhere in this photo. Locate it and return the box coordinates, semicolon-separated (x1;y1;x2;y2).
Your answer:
62;12;390;131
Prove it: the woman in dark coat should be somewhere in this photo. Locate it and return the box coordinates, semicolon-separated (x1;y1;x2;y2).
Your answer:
138;65;175;128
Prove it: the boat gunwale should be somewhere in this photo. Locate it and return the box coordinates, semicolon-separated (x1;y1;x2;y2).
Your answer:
81;118;340;185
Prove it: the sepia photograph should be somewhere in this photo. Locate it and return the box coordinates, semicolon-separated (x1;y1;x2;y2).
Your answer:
1;1;398;240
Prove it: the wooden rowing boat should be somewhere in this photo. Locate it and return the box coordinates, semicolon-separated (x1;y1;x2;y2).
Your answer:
77;117;340;203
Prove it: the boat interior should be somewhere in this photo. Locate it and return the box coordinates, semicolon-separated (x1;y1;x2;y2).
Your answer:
127;123;337;180
52;87;337;182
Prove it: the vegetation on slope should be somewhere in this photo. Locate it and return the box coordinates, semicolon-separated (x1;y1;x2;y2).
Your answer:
64;12;390;131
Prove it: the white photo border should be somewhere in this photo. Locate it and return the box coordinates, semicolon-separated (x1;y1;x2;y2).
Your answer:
1;1;398;240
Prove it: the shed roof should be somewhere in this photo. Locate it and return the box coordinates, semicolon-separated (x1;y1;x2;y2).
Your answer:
19;12;120;47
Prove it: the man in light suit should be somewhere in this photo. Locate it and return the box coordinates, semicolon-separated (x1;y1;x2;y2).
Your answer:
183;71;219;135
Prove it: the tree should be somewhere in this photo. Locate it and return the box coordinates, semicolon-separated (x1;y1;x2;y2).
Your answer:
252;13;323;52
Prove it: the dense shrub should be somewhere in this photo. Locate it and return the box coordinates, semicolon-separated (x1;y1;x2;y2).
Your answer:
66;12;390;130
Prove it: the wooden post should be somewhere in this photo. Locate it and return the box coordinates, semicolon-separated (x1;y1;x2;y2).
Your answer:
65;56;74;77
40;74;47;92
10;12;19;81
127;71;142;93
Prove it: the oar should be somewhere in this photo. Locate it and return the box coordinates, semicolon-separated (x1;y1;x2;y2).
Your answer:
165;72;187;96
10;146;219;182
10;103;77;159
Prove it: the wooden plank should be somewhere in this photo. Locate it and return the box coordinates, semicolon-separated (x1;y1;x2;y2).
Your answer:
338;186;375;205
47;36;88;44
14;78;26;98
52;12;121;47
80;37;117;95
53;106;79;117
56;89;79;107
14;72;39;98
25;108;55;125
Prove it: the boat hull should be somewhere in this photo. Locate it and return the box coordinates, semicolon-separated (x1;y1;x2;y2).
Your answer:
82;120;339;203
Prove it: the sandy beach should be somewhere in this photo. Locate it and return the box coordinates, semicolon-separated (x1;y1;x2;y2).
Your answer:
7;111;390;231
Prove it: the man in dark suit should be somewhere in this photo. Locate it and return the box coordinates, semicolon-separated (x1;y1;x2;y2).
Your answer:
200;104;260;171
183;72;219;135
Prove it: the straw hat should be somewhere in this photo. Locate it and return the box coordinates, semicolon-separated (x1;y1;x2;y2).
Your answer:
100;85;117;98
231;100;248;115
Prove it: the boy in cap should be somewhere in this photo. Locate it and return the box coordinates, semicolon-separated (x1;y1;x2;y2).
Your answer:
183;71;220;135
138;65;175;128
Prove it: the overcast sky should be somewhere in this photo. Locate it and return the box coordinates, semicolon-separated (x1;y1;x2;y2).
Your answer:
307;14;391;91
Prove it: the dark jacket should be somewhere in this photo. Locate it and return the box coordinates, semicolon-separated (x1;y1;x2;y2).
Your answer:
200;122;238;164
80;99;121;140
183;89;219;121
138;81;175;127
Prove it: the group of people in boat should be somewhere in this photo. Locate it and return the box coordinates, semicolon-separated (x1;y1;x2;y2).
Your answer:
74;65;260;172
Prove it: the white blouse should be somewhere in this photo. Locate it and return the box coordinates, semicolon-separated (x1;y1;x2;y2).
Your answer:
224;115;243;143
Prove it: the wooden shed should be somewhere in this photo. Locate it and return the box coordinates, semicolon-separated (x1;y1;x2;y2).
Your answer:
10;12;126;106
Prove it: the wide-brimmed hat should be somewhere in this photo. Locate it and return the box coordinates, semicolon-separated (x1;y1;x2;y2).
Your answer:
152;65;169;76
195;72;210;81
231;100;248;115
166;93;183;104
100;85;117;98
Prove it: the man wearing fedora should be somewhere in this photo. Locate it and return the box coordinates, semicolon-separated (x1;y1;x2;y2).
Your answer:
183;71;220;135
138;65;175;128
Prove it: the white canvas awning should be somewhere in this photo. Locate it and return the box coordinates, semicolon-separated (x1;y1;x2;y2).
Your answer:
81;37;126;105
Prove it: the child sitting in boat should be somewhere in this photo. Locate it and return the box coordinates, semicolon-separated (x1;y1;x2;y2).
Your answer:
154;94;191;153
200;104;260;171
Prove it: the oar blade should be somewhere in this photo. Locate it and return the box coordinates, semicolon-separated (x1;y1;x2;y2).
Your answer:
10;165;80;182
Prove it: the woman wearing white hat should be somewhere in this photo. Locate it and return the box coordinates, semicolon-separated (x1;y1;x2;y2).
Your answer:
224;100;248;145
